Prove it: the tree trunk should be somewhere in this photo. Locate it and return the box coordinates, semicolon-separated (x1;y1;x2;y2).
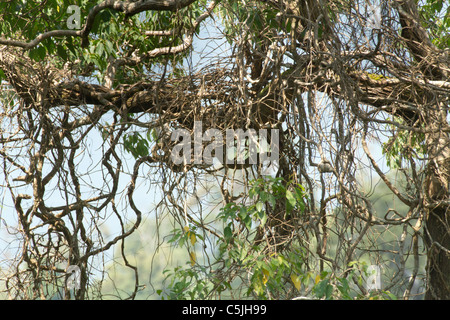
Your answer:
425;205;450;299
424;109;450;299
395;0;450;299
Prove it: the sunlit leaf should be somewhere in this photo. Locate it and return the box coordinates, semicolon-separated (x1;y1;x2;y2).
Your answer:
262;268;270;285
315;274;321;285
256;201;263;212
291;274;301;291
190;252;196;266
286;189;297;207
190;233;197;246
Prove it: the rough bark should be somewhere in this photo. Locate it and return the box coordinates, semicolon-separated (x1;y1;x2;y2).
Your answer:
424;109;450;299
396;0;450;299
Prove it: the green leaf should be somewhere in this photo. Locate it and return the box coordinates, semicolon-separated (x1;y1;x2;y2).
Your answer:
386;292;397;300
104;40;114;55
238;206;247;220
224;226;232;240
267;194;276;207
57;45;68;60
255;201;263;212
286;190;296;207
314;279;333;299
95;42;105;56
239;247;248;261
29;46;47;61
258;210;267;227
337;278;351;299
243;215;252;230
248;187;257;199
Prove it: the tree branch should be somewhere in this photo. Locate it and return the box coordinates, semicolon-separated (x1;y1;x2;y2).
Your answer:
0;0;200;50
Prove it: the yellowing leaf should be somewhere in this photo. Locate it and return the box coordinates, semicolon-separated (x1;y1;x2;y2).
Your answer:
291;274;301;291
190;233;197;246
262;268;270;285
184;225;190;232
190;252;196;266
315;274;321;285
